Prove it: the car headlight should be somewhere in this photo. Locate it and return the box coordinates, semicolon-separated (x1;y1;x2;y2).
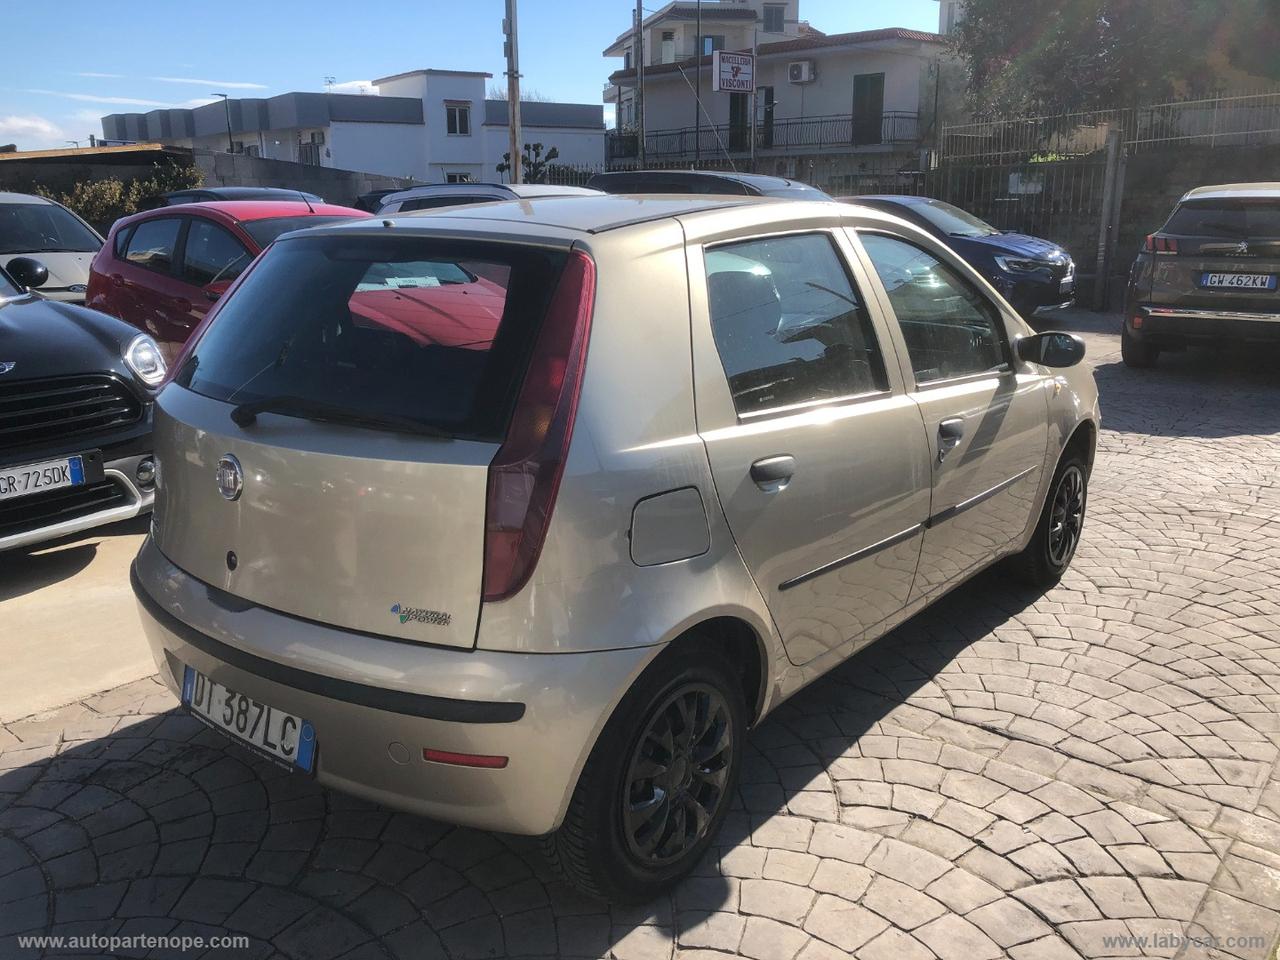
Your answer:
994;255;1048;274
124;333;167;386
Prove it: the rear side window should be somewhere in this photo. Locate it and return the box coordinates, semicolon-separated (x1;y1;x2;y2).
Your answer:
113;225;134;258
705;233;888;416
1165;199;1280;238
180;236;567;441
124;218;182;273
183;219;251;286
860;233;1007;384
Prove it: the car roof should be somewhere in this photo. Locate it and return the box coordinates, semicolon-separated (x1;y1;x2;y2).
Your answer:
0;192;58;206
164;186;322;199
136;200;365;222
1180;182;1280;202
380;183;600;204
591;169;807;190
322;194;781;237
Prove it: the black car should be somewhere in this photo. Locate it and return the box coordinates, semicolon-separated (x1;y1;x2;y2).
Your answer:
847;196;1077;317
587;169;830;199
140;187;325;209
0;256;160;552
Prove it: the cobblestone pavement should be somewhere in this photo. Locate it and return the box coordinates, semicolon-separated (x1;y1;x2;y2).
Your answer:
3;312;1280;960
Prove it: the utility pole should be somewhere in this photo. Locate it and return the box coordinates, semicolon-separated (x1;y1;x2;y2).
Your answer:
504;0;524;183
635;0;646;166
750;27;757;172
695;0;702;163
212;93;233;152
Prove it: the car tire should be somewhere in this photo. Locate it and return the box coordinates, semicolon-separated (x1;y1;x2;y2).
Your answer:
1008;451;1088;589
541;643;746;903
1121;326;1159;367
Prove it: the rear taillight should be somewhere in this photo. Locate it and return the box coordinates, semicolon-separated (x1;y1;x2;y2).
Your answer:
1144;234;1179;254
481;250;596;603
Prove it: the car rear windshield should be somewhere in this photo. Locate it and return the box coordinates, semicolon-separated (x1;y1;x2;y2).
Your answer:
0;203;101;254
1164;199;1280;238
241;215;363;247
178;234;568;441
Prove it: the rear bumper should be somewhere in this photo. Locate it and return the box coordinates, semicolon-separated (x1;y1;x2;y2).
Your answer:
130;538;658;835
1129;305;1280;343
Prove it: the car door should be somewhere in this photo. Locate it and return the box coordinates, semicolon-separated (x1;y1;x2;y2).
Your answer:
118;216;191;361
853;230;1050;602
688;226;932;667
180;216;253;325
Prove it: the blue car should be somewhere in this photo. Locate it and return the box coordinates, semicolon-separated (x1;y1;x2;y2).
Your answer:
848;196;1076;316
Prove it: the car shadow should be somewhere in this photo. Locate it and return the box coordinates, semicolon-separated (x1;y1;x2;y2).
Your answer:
0;516;148;604
0;562;1044;958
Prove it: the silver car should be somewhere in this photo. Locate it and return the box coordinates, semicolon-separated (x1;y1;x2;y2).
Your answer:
131;195;1099;902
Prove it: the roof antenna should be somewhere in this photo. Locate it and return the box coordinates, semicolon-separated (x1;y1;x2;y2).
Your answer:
297;190;316;213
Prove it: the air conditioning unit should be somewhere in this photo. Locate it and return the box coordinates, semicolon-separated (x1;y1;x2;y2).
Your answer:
788;61;816;84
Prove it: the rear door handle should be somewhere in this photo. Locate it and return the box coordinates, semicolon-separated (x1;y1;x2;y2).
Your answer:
110;274;124;287
750;455;796;488
938;418;965;462
175;297;193;312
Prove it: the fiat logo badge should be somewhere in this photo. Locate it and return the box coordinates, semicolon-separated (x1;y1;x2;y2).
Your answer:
215;454;243;502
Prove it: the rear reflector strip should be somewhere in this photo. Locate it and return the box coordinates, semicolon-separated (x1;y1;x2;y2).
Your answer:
423;748;510;769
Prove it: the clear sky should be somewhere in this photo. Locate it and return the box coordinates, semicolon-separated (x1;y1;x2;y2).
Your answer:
0;0;941;151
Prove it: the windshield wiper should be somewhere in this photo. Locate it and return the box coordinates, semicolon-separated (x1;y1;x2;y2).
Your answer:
229;395;454;438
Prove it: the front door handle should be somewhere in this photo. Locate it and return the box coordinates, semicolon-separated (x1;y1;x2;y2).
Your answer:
750;455;796;489
937;418;965;463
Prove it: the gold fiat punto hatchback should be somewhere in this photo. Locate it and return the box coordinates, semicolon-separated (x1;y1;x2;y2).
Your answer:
132;195;1099;901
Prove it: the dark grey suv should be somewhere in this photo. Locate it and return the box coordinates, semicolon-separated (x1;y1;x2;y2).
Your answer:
1124;182;1280;367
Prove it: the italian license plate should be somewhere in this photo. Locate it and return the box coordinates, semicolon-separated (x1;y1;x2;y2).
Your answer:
1201;272;1276;289
182;666;316;772
0;455;84;502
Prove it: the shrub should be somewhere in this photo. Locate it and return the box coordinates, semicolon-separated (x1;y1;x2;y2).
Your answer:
37;162;203;231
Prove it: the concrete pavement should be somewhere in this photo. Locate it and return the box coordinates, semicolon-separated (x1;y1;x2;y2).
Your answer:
0;517;153;724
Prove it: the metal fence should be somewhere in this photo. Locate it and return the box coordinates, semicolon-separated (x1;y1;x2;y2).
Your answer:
608;112;920;162
941;89;1280;161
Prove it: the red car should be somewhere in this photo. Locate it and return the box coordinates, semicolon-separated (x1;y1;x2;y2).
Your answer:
87;201;369;359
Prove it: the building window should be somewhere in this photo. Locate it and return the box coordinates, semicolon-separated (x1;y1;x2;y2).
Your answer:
446;103;471;136
446;173;474;183
703;35;726;54
310;131;325;145
763;4;785;33
625;48;633;70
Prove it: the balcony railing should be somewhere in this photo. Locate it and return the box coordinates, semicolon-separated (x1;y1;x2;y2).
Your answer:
608;112;920;161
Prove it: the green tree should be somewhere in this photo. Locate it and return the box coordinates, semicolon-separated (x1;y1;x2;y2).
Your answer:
496;142;561;184
953;0;1280;118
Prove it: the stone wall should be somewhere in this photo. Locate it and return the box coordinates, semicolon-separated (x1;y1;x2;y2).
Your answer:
0;147;420;209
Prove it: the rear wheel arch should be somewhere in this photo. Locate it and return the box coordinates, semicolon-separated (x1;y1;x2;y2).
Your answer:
662;615;768;726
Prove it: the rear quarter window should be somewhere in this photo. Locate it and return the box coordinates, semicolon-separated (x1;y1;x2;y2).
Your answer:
180;235;567;441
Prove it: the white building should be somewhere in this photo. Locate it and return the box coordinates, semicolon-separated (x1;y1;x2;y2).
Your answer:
101;70;605;183
603;1;946;183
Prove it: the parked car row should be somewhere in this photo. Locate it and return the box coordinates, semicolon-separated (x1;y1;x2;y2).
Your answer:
15;165;1264;902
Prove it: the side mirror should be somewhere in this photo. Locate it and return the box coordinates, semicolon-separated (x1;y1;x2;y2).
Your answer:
1017;331;1085;368
6;257;49;290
